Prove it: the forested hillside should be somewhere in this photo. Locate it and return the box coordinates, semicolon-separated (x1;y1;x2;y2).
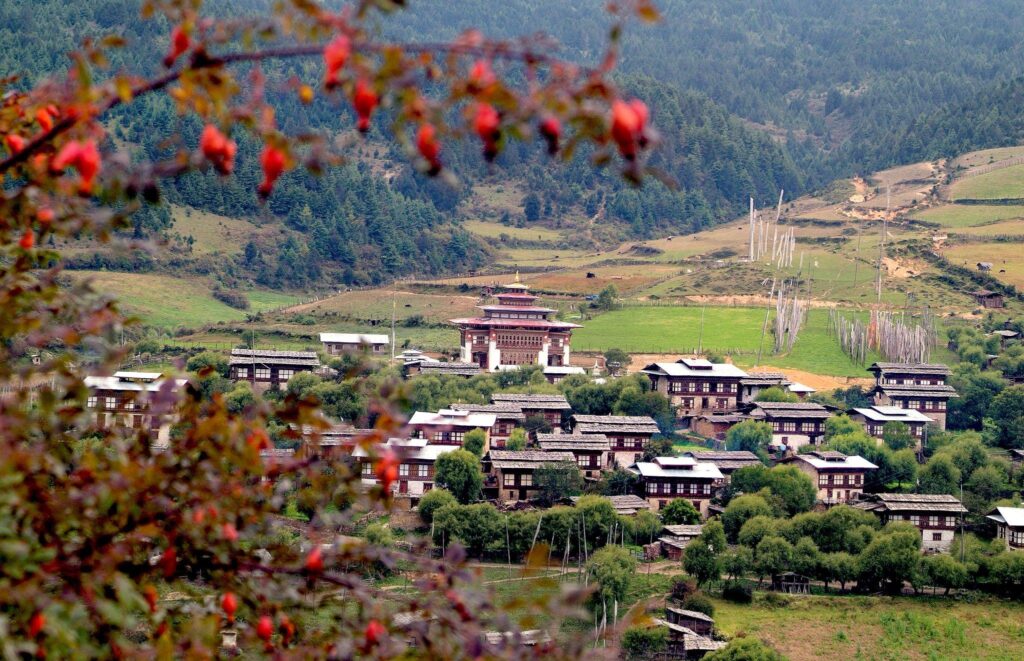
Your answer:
0;0;801;290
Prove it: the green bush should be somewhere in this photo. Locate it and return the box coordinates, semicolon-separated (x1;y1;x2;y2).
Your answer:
680;593;715;617
722;580;753;604
621;626;668;660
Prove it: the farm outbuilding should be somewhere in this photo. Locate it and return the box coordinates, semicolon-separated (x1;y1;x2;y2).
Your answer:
973;289;1005;309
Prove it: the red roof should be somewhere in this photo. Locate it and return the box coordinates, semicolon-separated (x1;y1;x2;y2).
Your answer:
450;317;582;329
478;305;556;314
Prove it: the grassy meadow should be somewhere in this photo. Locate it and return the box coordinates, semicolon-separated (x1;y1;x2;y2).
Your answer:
911;204;1024;228
949;163;1024;200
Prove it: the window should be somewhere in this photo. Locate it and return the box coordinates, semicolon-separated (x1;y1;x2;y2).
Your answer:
818;475;828;486
908;400;920;409
104;396;115;410
399;464;409;477
417;464;429;478
124;399;135;410
1009;529;1024;547
577;455;590;468
362;463;373;477
701;382;710;393
703;484;711;495
909;515;921;526
255;367;271;380
87;396;97;408
236;367;249;378
782;422;796;432
932;532;942;541
521;473;532;487
682;398;693;408
279;369;295;382
928;516;939;527
670;382;682;393
503;473;516;486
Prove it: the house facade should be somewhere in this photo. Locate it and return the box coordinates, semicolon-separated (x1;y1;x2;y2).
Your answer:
626;456;723;516
690;413;748;442
987;507;1024;550
781;451;877;505
451;282;580;372
536;433;610;479
408;409;497;450
543;365;585;384
641;359;748;418
492;393;571;432
355;438;449;500
229;349;320;391
83;371;188;448
449;403;524;447
849;405;931;447
748;401;831;451
571;414;660;468
868;362;957;430
487;450;576;504
319;332;389;356
855;493;967;553
659;525;704;560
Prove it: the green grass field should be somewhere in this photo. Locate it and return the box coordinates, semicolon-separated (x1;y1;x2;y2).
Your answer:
463;219;564;242
950;163;1024;200
169;205;263;255
72;271;300;328
911;204;1024;228
712;593;1024;661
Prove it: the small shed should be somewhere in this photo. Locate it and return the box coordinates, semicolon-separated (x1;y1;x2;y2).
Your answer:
665;607;715;637
771;572;811;594
973;289;1004;309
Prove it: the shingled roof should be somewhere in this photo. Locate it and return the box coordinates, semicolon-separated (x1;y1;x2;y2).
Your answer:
684;450;763;471
749;401;832;419
572;414;660;434
449;403;526;421
488;450;575;470
570;494;650;515
537;434;610;452
417;362;482;376
229;349;320;367
868;362;951;376
491;393;572;410
857;493;967;514
875;384;958;398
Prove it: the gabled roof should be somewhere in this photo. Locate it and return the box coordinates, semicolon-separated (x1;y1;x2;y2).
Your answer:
859;493;967;514
84;374;188;393
749;401;832;419
988;506;1024;528
684;450;763;471
663;524;703;537
868;362;951;376
572;414;660;435
875;384;958;398
229;349;320;367
641;360;748;379
991;330;1019;338
417;362;481;376
491;393;572;410
739;372;790;387
319;332;389;345
785;452;877;471
408;409;497;428
352;438;453;462
450;403;526;421
571;494;650;515
537;434;610;452
665;607;715;623
850;405;933;423
488;450;575;469
788;382;816;394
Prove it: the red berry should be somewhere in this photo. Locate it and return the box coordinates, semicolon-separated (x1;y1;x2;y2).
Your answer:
473;103;501;162
279;615;295;645
375;450;399;491
468;59;496;92
160;547;177;578
256;615;274;642
52;140;101;194
143;585;158;613
352;79;378;133
221;592;238;621
539;116;562;155
364;619;386;647
35;107;54;132
199;124;236;175
4;134;26;154
20;229;35;250
610;99;649;160
257;145;286;199
36;207;54;224
416;124;441;174
28;612;45;637
164;26;190;67
222;523;238;542
323;35;350;90
304;546;324;573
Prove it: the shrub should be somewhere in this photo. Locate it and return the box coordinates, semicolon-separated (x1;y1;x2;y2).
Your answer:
418;488;457;525
621;626;668;660
680;593;715;617
722;580;753;604
670;578;699;603
211;286;250;310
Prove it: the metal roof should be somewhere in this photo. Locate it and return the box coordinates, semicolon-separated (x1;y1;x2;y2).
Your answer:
628;459;723;480
641;361;748;379
988;506;1024;528
851;406;933;423
84;375;188;393
543;366;585;375
408;410;497;428
786;452;878;471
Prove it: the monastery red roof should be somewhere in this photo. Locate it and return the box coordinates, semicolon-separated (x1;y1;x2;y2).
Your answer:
449;317;582;329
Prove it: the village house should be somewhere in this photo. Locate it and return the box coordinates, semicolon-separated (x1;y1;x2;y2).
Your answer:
738;372;789;403
536;433;610;479
491;393;571;432
854;493;967;553
229;349;320;391
409;409;497;449
571;414;661;468
486;450;576;504
973;289;1005;309
690;412;748;442
570;494;651;516
355;438;450;501
787;382;816;398
448;403;524;448
868;362;957;430
747;401;832;451
450;281;581;372
543;365;586;384
683;450;762;484
641;359;748;418
319;332;389;356
987;506;1024;550
1011;449;1024;470
849;405;932;447
780;451;877;505
653;608;725;659
659;524;704;560
627;456;723;516
295;423;376;460
83;371;188;448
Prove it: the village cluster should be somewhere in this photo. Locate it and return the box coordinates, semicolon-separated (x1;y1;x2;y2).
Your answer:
82;281;1024;562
